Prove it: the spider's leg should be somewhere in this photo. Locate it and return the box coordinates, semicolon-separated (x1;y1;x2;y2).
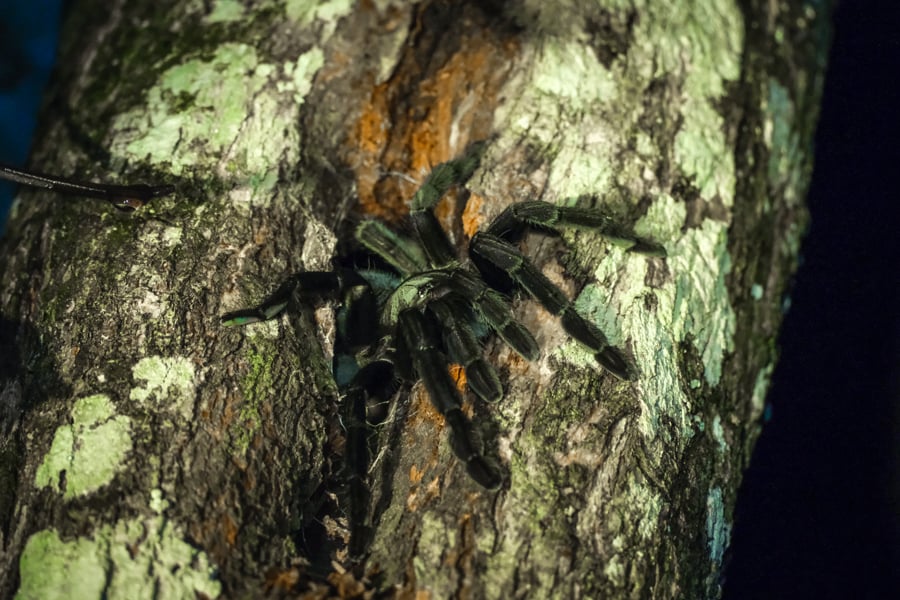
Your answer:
221;271;344;325
355;220;428;277
410;207;457;269
485;200;667;256
448;270;540;362
471;232;632;380
342;359;395;559
342;381;371;559
334;270;381;353
397;309;502;489
407;144;486;268
409;141;486;212
428;295;503;403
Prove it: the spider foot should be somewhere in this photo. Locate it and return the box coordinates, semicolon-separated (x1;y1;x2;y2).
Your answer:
221;271;347;326
485;200;667;257
446;410;502;490
594;348;632;381
399;309;503;488
429;296;503;403
410;140;487;211
471;232;634;379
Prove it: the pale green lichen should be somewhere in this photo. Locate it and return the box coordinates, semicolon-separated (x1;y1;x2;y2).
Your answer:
549;147;615;204
149;488;170;513
280;48;325;104
17;513;221;600
638;3;743;203
705;486;731;567
765;79;802;203
568;196;735;440
492;8;740;438
594;476;663;546
285;0;355;34
34;394;132;499
107;40;320;198
204;0;245;23
231;345;275;455
130;356;196;420
531;41;618;107
162;226;183;246
111;43;266;173
711;414;727;453
751;363;774;416
658;222;734;389
497;39;618;154
475;5;744;592
412;512;452;587
16;530;107;600
603;554;626;585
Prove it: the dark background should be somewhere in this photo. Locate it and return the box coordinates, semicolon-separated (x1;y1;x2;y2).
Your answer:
724;2;899;598
1;2;897;597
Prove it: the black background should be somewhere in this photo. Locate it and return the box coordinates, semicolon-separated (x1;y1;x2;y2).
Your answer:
724;2;899;598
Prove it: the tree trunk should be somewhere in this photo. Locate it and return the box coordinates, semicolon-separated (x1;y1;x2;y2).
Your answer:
0;1;829;598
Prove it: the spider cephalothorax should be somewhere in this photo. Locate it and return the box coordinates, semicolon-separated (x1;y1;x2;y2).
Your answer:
221;142;665;503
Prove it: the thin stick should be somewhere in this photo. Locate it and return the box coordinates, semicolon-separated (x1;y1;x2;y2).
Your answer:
0;163;174;210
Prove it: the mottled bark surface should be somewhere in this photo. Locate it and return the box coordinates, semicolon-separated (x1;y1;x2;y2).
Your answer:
0;1;829;598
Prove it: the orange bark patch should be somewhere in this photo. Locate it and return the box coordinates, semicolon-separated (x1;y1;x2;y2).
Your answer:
263;567;301;593
409;464;425;484
407;383;444;429
347;8;519;223
222;512;239;547
461;191;487;239
448;363;467;395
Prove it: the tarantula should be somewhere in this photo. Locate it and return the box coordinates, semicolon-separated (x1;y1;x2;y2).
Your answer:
221;143;666;499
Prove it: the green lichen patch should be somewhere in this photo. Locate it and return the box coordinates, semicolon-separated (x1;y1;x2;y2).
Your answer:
617;1;743;203
750;363;774;416
280;48;326;105
531;40;619;108
104;514;221;599
204;0;245;23
572;194;734;439
107;41;320;194
16;529;107;600
111;43;266;173
711;414;727;453
286;0;355;27
17;514;221;600
765;79;803;203
34;394;132;499
412;512;454;585
487;3;741;425
130;356;197;420
705;486;731;568
230;343;276;455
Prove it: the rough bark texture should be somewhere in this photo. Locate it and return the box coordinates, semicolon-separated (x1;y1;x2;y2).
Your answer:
0;0;829;598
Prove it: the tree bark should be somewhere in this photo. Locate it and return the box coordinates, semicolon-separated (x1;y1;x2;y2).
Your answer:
0;0;829;598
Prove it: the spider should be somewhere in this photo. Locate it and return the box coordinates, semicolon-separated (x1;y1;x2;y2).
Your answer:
221;143;666;503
